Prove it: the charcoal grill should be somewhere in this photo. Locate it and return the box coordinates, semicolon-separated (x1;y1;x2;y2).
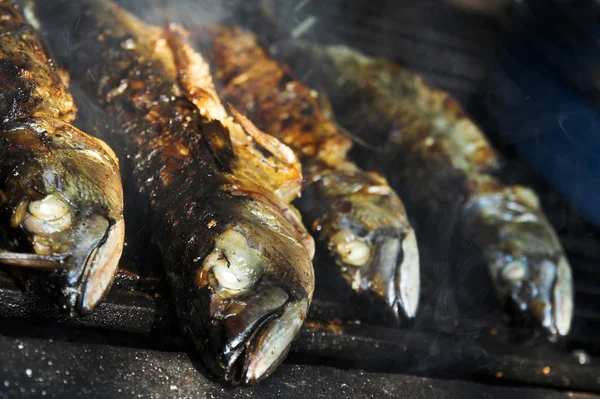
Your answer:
2;1;600;397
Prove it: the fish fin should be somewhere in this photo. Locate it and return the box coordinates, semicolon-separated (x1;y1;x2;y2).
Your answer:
163;27;238;171
164;26;229;121
164;26;302;200
229;104;303;202
54;65;70;86
334;120;378;152
317;88;335;121
200;118;236;171
229;104;298;169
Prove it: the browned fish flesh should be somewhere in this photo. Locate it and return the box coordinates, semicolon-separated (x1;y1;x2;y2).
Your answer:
201;25;419;319
29;0;315;384
272;40;573;338
0;0;125;314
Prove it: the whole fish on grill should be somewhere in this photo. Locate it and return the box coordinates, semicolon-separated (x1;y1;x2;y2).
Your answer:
0;0;125;314
271;41;574;338
200;26;419;319
28;0;315;384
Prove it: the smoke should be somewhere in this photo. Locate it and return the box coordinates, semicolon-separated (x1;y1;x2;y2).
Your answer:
31;0;554;378
110;0;499;373
117;0;242;28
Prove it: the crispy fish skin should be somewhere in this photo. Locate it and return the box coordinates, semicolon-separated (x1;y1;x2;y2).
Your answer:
206;26;419;319
0;0;124;314
31;0;314;384
273;41;573;338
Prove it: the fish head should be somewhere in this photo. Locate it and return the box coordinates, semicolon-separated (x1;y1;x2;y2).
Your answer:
196;198;314;385
317;173;420;319
488;224;574;338
472;187;574;338
0;118;125;315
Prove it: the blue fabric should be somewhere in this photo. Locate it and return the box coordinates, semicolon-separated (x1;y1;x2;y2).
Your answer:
517;0;600;98
480;0;600;226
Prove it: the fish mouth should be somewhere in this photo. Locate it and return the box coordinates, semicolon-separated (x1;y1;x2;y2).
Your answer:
217;284;308;385
495;255;573;339
69;216;125;314
333;227;420;320
0;212;125;315
369;229;420;320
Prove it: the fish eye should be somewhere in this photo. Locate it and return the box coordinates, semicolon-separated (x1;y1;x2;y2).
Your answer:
500;261;527;283
205;251;256;292
28;194;70;221
22;194;73;235
203;227;262;292
330;229;371;267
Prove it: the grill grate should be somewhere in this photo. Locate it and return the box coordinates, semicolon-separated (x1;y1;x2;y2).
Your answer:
245;0;507;102
247;0;600;352
2;0;600;396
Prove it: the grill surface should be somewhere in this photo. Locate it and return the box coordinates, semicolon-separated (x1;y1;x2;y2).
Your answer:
237;0;600;353
2;0;600;397
2;334;598;399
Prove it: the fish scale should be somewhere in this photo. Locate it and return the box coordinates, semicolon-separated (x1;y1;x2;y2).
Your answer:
269;39;574;338
0;0;125;315
202;25;420;320
28;0;315;385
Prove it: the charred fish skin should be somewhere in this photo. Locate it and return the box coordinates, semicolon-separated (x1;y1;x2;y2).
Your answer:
206;26;419;319
272;42;574;338
31;0;314;384
0;0;125;315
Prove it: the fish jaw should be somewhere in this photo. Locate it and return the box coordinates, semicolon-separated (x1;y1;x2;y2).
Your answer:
78;217;125;312
198;209;314;385
331;227;420;320
213;282;309;384
553;256;574;337
3;201;124;315
243;297;308;383
369;229;420;319
492;253;574;338
395;228;420;318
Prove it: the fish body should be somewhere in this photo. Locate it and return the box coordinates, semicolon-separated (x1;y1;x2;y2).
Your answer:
0;0;124;314
273;41;573;338
31;0;314;384
206;26;419;319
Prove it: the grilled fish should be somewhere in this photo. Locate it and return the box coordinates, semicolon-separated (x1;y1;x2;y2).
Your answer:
29;0;314;384
272;41;574;338
0;0;124;314
202;26;419;319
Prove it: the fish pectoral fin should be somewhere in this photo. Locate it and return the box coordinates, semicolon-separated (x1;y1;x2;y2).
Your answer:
163;27;238;173
229;104;299;170
316;88;335;121
314;88;374;151
228;104;303;201
200;119;236;171
229;104;302;175
334;120;377;152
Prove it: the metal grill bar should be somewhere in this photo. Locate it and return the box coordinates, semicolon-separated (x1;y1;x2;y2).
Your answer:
2;270;600;393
